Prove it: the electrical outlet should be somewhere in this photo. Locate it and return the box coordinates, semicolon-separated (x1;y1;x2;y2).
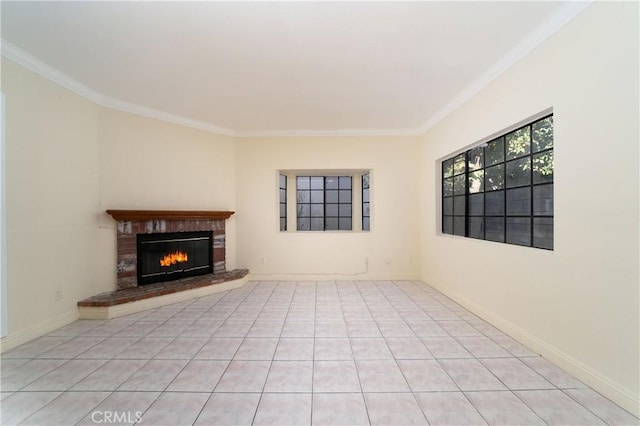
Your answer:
55;289;63;301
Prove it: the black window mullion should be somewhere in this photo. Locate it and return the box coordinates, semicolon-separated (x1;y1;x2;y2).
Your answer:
502;137;507;243
529;124;534;247
465;150;469;237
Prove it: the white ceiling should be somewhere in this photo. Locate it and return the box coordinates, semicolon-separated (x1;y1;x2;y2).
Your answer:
1;1;588;136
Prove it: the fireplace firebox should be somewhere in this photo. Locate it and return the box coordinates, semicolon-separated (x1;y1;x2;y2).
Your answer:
136;231;213;285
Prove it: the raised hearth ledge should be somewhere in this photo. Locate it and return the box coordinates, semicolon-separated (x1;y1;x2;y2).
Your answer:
78;269;249;320
106;209;234;221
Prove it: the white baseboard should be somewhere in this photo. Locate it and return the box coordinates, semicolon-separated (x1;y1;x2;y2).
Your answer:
428;280;639;417
79;275;249;320
0;309;79;353
250;273;420;281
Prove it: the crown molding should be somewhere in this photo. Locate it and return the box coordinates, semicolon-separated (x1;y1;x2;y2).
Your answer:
1;1;591;140
1;39;103;104
100;95;236;137
1;39;236;137
234;127;424;138
417;1;593;134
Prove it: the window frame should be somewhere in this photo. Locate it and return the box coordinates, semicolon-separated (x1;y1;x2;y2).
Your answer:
441;114;554;250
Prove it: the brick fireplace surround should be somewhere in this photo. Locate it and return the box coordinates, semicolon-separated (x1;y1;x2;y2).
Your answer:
107;209;233;290
77;210;248;313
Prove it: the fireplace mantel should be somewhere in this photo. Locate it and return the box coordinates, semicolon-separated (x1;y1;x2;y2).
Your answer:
106;209;234;221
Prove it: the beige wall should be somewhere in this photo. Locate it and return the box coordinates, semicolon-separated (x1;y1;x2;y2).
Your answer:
1;59;101;346
97;108;238;289
236;136;420;280
0;62;239;350
418;2;639;414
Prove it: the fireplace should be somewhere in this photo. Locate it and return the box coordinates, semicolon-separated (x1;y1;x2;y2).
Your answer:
106;210;234;290
137;231;213;285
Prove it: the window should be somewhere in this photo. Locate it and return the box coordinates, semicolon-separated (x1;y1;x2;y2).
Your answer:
279;174;287;231
362;173;370;231
297;176;352;231
442;114;553;249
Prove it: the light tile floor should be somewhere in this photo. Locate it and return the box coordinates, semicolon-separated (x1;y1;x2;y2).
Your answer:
1;280;638;425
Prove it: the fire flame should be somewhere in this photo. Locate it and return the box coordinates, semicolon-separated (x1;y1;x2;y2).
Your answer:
160;251;188;267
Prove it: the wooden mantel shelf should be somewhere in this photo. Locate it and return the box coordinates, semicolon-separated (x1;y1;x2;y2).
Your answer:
106;210;235;221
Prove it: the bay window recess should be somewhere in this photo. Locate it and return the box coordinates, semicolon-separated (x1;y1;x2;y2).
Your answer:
278;171;370;232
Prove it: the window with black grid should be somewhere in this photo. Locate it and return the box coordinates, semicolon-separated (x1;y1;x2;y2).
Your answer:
442;115;553;249
297;176;352;231
279;174;287;231
362;173;370;231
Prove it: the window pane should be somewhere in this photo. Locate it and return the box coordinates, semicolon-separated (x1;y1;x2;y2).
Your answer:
280;204;286;217
326;204;339;216
454;175;466;195
310;190;324;203
443;197;453;216
443;178;453;196
533;151;553;184
453;196;465;216
310;177;324;190
326;218;339;230
279;189;286;201
468;217;484;239
339;177;352;189
468;146;484;171
297;190;310;203
325;177;339;189
311;218;324;231
533;184;553;216
279;174;287;188
506;217;531;246
363;202;370;216
339;190;351;203
469;170;484;193
442;216;453;234
280;218;286;231
506;157;531;188
362;173;370;189
506;126;530;160
443;158;454;178
485;190;504;216
339;204;352;216
363;217;370;231
532;117;553;152
453;217;465;236
339;218;352;230
486;137;504;166
363;188;370;202
468;193;484;216
297;218;310;231
326;190;339;203
297;177;310;189
485;164;504;191
506;187;531;216
533;218;553;249
298;204;310;217
311;204;324;217
454;153;466;175
485;217;504;242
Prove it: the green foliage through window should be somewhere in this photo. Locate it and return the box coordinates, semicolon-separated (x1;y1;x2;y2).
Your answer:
441;115;554;249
